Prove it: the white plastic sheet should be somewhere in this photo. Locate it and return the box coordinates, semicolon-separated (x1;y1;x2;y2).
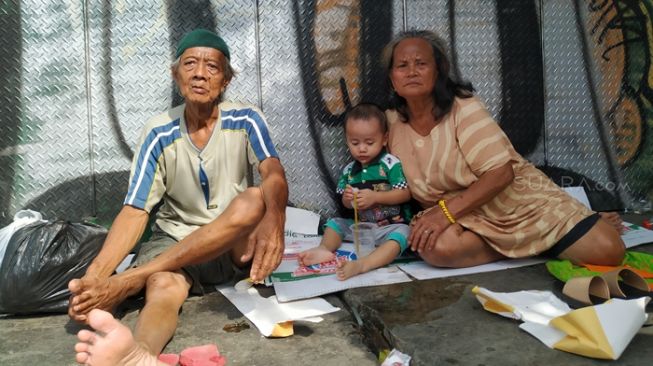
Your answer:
0;210;43;268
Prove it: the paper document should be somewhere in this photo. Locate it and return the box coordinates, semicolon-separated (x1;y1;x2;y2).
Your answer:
217;280;340;337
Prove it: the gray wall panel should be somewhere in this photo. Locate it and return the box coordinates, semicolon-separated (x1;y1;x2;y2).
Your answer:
543;0;624;209
14;1;93;221
1;0;651;226
259;0;343;217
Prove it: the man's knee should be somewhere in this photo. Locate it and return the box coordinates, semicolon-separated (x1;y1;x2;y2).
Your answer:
145;272;190;301
226;188;265;227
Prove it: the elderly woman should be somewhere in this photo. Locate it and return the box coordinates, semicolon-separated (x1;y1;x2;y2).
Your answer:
69;29;288;363
383;30;625;268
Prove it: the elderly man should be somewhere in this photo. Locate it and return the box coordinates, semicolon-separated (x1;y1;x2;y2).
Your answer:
68;28;287;361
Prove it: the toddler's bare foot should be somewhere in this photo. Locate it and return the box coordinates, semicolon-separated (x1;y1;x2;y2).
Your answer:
297;247;336;266
75;309;166;365
336;260;364;280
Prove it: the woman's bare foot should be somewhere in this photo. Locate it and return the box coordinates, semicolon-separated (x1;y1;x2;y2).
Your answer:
599;212;624;233
75;309;166;366
336;260;364;280
68;272;143;323
297;247;336;266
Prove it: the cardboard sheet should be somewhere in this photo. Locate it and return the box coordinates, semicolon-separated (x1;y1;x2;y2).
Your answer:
285;206;321;236
398;258;545;280
274;265;412;302
622;222;653;248
269;238;412;302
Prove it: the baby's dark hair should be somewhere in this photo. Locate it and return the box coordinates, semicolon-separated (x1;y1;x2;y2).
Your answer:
343;102;388;133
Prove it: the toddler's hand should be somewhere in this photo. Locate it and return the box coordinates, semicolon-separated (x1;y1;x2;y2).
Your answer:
355;189;376;210
343;185;356;203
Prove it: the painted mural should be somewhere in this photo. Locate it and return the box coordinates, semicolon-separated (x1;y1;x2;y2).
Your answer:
587;0;653;204
0;0;652;228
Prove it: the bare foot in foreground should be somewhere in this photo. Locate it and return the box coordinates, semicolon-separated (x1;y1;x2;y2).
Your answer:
75;309;166;366
297;247;336;266
336;260;364;280
68;274;141;323
599;212;624;233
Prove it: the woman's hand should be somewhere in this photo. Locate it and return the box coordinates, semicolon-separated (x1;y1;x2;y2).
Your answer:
408;206;451;253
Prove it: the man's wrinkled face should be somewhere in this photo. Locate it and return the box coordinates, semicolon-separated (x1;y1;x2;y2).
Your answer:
173;47;229;105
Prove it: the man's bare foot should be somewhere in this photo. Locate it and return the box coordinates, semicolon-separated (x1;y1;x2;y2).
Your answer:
336;260;364;280
599;212;624;233
75;309;166;366
297;247;336;266
68;273;142;323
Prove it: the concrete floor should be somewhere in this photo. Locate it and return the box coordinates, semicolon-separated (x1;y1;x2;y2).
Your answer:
0;293;377;366
1;217;652;365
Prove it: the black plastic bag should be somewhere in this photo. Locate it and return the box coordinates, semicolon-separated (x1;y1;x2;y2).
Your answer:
0;220;106;315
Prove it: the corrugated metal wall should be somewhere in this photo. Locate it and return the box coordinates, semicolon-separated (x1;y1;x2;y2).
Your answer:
1;0;651;226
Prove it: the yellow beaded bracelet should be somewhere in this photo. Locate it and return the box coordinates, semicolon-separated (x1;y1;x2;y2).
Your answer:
438;199;456;224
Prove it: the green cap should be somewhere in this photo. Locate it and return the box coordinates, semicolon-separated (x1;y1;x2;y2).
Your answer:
175;29;230;60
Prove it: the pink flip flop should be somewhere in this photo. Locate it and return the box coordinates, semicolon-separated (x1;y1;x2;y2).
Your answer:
179;344;226;366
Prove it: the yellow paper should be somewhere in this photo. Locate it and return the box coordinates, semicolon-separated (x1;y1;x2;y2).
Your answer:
270;321;294;337
550;306;614;359
472;286;515;315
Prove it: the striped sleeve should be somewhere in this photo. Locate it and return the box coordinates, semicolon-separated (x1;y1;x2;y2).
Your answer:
124;120;181;211
221;107;279;163
456;98;515;175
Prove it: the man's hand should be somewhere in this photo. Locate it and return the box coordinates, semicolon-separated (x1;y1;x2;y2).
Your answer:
248;157;288;282
244;212;285;282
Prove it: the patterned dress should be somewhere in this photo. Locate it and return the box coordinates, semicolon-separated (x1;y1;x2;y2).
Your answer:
387;96;593;257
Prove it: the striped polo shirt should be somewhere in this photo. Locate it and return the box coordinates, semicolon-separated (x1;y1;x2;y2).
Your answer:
124;101;279;240
335;151;412;225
